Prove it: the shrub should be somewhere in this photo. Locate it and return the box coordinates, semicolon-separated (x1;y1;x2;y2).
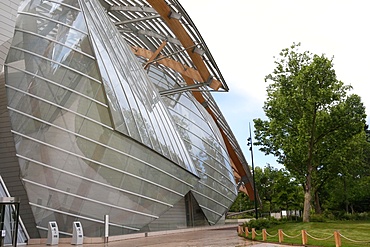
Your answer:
323;211;336;220
341;212;355;221
309;214;326;222
317;211;370;221
243;217;283;230
245;218;270;230
355;212;369;220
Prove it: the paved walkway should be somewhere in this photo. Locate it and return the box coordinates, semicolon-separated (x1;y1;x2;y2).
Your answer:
27;225;302;247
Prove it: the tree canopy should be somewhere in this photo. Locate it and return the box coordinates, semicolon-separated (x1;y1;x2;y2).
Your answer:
253;43;367;222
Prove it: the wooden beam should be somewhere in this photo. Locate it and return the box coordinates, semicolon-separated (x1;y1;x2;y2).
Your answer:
147;0;216;88
132;46;203;82
209;79;222;91
143;40;167;70
132;46;223;89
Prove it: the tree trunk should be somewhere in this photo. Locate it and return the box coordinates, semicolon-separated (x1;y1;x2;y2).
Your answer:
303;106;317;222
343;176;349;213
314;190;322;214
303;169;312;222
303;190;311;222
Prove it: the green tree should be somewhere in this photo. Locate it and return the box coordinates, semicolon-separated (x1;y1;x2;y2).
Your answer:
229;192;253;213
255;165;276;213
312;130;369;213
323;127;370;213
272;168;303;214
254;165;303;215
365;124;370;143
253;43;366;222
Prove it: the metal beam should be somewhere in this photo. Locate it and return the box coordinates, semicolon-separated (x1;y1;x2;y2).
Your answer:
109;6;157;13
115;14;160;26
143;43;197;67
159;81;211;96
136;30;182;46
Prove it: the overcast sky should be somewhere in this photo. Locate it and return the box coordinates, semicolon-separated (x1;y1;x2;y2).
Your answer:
181;0;370;169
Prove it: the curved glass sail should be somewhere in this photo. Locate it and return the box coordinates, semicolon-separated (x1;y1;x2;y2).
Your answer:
147;63;238;224
4;0;198;237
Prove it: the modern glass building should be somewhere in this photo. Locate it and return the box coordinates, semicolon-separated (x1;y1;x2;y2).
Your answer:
0;0;255;242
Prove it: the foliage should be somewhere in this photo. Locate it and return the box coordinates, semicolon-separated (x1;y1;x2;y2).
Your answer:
255;165;303;213
243;217;307;231
230;165;304;216
253;42;367;222
226;212;253;219
313;131;370;213
317;128;370;214
243;217;281;230
323;211;370;221
309;213;326;222
229;192;254;212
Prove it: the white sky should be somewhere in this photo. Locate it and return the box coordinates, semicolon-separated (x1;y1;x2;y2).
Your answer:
181;0;370;169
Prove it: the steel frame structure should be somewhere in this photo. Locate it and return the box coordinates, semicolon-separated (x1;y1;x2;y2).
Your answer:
98;0;255;198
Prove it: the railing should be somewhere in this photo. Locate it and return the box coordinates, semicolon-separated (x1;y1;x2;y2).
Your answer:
237;225;370;247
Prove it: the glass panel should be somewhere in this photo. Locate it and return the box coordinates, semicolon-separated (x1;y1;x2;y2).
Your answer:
24;182;158;237
146;63;239;224
79;0;197;174
18;1;87;34
6;52;103;104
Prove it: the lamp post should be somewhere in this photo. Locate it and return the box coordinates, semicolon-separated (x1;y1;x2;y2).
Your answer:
247;122;258;219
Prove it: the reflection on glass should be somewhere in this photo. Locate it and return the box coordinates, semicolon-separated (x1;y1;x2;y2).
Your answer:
146;63;238;224
81;0;197;174
4;0;199;237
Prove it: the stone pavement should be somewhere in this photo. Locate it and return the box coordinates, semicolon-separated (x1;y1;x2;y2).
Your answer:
27;225;303;247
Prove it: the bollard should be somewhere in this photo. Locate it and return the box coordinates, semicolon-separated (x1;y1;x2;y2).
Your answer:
244;227;249;237
237;225;242;235
301;230;307;245
278;229;284;243
1;230;5;247
104;215;109;243
252;228;256;240
262;229;267;241
334;231;341;247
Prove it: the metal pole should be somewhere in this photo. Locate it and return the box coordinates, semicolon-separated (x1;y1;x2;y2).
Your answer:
1;205;4;247
13;202;19;247
248;122;258;219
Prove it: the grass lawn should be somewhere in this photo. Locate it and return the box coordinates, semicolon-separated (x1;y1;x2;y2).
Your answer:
242;221;370;247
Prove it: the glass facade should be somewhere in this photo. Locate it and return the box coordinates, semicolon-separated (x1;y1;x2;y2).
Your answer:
4;0;198;237
147;63;237;224
0;0;253;240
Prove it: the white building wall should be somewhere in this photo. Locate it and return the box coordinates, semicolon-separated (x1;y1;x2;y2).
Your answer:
0;0;19;72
